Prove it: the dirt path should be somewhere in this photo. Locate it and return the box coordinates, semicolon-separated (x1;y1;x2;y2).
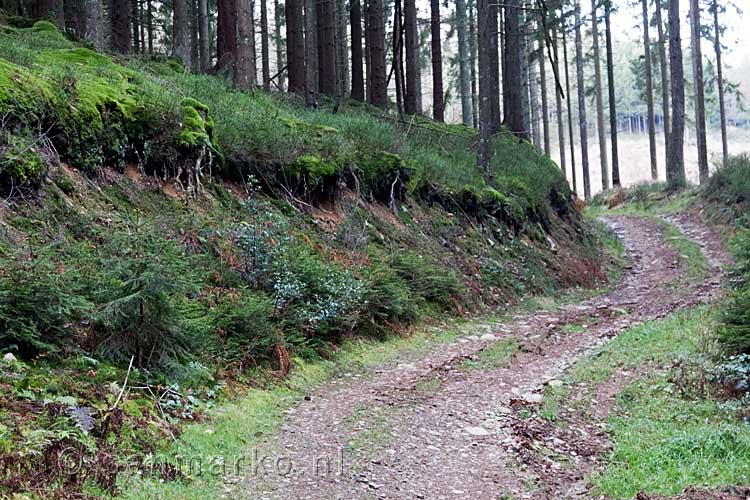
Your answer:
226;214;731;500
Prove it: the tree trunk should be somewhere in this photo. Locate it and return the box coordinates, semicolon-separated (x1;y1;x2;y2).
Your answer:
173;0;192;68
351;0;365;101
191;0;200;68
553;27;566;175
489;1;500;134
33;0;65;27
563;21;577;194
199;0;210;71
539;33;550;156
404;0;420;115
336;0;349;97
286;0;305;94
604;0;620;187
430;0;444;122
217;0;237;69
260;0;271;90
711;0;728;168
84;0;104;51
111;0;132;53
655;0;671;171
477;0;493;175
274;0;286;91
529;41;541;149
503;0;526;139
132;0;140;53
641;0;658;180
235;0;256;89
368;0;388;109
469;0;479;128
305;0;318;106
690;0;709;183
392;0;406;115
574;3;591;199
521;11;531;139
591;0;609;190
667;0;686;188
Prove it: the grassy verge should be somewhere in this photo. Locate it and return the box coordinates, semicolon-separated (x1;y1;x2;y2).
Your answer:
539;308;750;499
660;220;712;283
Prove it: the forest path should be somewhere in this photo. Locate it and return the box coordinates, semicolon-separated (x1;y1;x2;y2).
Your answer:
226;213;731;500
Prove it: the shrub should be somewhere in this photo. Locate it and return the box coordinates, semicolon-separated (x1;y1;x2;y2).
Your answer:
704;154;750;206
0;131;46;190
390;252;463;310
719;230;750;355
0;246;91;356
361;267;419;333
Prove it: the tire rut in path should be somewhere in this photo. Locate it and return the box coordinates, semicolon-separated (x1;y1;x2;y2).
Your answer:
227;214;730;500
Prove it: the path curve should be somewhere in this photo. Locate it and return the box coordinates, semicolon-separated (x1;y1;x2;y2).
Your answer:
226;213;730;500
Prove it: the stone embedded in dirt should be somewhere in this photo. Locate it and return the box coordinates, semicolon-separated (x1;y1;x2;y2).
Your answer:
480;333;497;341
465;426;491;436
548;380;564;389
2;353;16;363
523;393;544;404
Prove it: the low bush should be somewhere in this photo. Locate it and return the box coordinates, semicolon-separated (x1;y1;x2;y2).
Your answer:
704;154;750;207
718;230;750;356
390;252;464;310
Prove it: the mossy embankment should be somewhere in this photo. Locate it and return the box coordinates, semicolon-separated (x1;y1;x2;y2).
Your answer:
0;20;605;498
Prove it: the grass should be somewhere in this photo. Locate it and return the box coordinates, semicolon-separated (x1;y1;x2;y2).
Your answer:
537;307;750;498
461;339;520;371
660;220;712;283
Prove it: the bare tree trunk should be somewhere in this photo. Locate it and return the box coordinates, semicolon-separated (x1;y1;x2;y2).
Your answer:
365;1;372;104
33;0;65;27
521;11;531;139
368;0;388;108
260;0;271;90
563;21;577;194
351;0;365;101
274;0;286;91
574;2;591;199
667;0;686;188
146;0;154;54
199;0;210;71
235;0;256;89
690;0;709;183
85;0;104;51
286;0;305;94
591;0;609;190
641;0;658;180
469;0;479;128
553;27;566;175
173;0;192;68
336;0;349;97
604;0;620;187
111;0;132;53
711;0;728;167
217;0;237;69
655;0;671;170
430;0;444;121
529;42;541;148
539;32;550;156
503;0;526;139
191;0;200;69
404;0;419;114
139;0;146;51
392;0;406;115
489;1;500;133
132;0;140;53
477;0;493;175
305;0;318;106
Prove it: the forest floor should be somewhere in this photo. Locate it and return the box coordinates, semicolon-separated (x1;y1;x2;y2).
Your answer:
217;212;743;500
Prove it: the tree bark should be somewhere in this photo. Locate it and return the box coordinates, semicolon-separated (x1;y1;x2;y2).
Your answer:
336;0;349;97
469;0;479;128
111;0;132;53
199;0;210;71
641;0;658;180
368;0;388;109
711;0;728;168
274;0;286;91
305;0;319;106
217;0;237;69
33;0;65;28
604;0;620;187
529;40;541;149
351;0;365;101
591;0;609;190
260;0;271;90
315;0;337;97
392;0;406;115
667;0;686;188
84;0;104;51
503;0;526;139
404;0;420;115
539;32;550;156
563;21;577;194
455;0;472;125
655;0;671;171
574;3;591;199
173;0;192;68
132;0;141;53
191;0;200;68
553;27;566;175
489;0;500;134
286;0;305;94
235;0;256;89
477;0;493;175
430;0;444;122
690;0;709;183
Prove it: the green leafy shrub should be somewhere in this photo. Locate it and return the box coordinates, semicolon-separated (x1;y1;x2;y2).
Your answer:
705;155;750;206
361;267;419;333
92;221;204;368
0;246;91;356
390;252;463;310
719;230;750;355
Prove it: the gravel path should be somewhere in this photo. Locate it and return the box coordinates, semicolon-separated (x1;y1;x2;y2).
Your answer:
226;214;731;500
